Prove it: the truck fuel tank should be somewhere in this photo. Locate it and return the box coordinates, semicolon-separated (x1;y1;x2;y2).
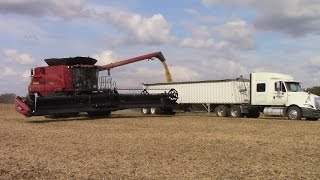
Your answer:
263;107;285;117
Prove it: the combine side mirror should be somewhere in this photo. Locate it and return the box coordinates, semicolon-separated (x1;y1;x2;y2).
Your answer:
30;68;34;76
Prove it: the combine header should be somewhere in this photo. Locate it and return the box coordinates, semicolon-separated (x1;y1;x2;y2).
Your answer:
14;52;177;117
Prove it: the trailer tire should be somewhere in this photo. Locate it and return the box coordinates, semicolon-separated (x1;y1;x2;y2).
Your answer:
150;107;161;115
287;106;302;120
230;106;243;118
216;105;229;117
141;108;151;115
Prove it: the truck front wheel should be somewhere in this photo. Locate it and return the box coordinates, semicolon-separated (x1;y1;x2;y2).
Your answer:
287;106;302;120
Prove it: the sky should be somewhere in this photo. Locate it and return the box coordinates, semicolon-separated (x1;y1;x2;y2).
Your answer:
1;0;320;95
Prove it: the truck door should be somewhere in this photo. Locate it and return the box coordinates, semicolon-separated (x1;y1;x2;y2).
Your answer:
272;81;288;105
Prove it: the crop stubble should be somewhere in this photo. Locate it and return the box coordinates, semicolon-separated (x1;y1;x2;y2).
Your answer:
0;104;320;179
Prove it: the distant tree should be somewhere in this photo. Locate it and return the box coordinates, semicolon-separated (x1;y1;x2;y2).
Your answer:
305;86;320;96
0;93;16;103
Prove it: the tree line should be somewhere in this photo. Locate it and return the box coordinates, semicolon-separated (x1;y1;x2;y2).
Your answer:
0;93;16;103
305;86;320;96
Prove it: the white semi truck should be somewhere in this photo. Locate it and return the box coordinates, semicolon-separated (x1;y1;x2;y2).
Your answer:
142;72;320;120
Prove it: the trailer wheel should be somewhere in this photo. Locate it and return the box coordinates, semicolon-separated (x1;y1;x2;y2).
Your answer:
216;105;229;117
150;107;161;115
230;106;243;118
141;108;151;115
287;106;302;120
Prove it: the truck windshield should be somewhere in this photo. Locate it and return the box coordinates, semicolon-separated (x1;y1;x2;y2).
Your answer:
285;82;303;92
73;67;98;89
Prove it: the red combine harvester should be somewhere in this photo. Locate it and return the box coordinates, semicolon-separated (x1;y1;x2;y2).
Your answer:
14;52;177;117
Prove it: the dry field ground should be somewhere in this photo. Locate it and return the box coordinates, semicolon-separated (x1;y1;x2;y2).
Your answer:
1;103;320;179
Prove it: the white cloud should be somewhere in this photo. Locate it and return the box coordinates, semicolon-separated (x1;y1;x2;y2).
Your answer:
169;66;200;81
202;0;320;36
310;55;320;67
3;49;34;65
212;20;257;50
182;19;256;51
184;8;218;22
3;67;17;76
102;12;173;45
115;65;199;85
22;70;31;79
180;38;228;49
0;0;87;19
0;1;174;45
92;50;118;66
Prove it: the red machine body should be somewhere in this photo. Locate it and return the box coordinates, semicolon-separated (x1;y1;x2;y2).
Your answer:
29;52;164;96
14;51;177;117
30;65;73;96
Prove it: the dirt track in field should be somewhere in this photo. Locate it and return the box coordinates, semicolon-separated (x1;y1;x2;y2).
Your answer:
1;104;320;179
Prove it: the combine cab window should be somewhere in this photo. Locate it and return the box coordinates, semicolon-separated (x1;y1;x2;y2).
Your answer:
73;67;98;89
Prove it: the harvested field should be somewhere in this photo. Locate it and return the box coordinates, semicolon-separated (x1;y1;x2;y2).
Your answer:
1;103;320;179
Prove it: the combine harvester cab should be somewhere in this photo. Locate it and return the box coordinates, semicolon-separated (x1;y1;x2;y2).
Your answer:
14;52;178;118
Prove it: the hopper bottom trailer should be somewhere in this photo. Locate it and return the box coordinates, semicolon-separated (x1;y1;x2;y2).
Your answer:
142;72;320;120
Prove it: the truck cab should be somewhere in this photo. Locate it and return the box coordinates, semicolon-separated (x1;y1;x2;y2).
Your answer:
250;72;320;120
